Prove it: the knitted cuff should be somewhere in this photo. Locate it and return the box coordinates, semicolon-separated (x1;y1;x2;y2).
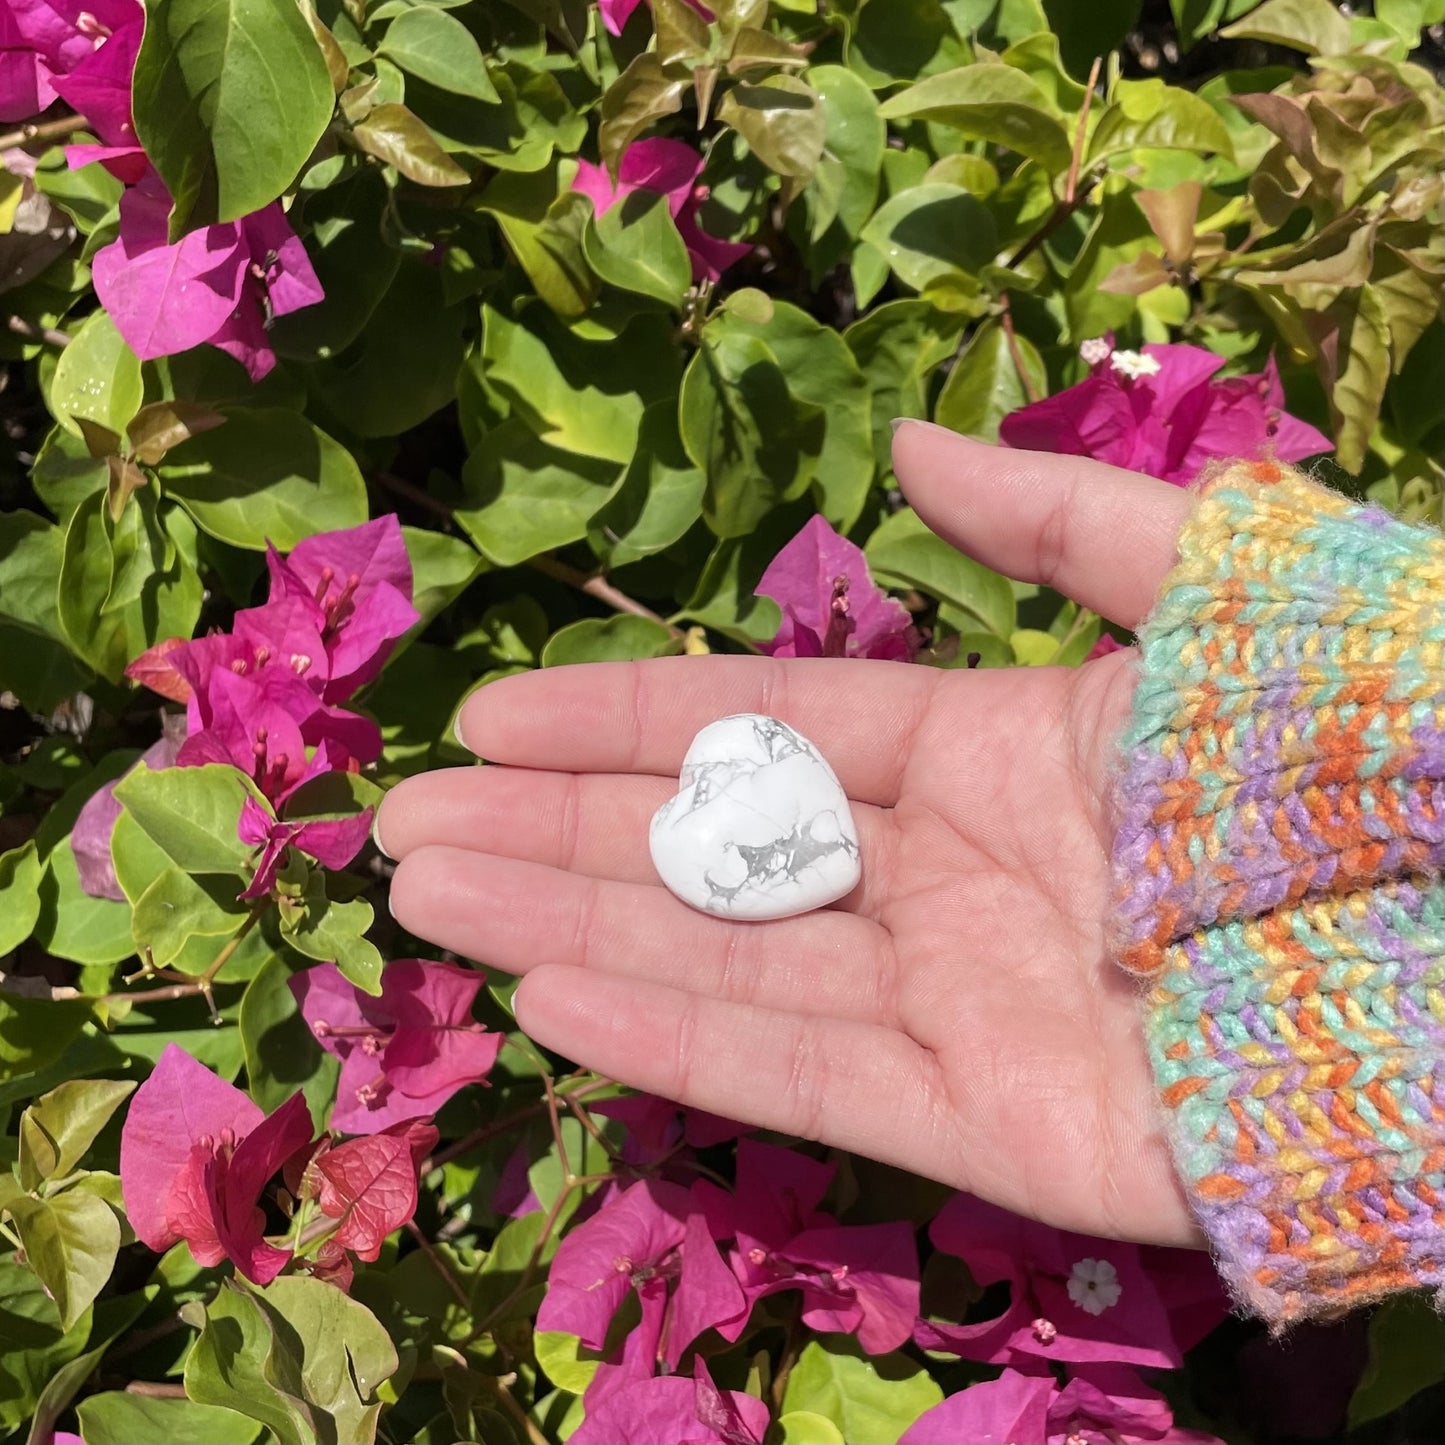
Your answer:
1109;458;1444;1328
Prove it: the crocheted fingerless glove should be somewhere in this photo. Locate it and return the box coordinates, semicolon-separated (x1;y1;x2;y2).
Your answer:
1110;458;1444;1329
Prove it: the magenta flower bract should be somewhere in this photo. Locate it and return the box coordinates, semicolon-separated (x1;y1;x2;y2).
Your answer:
91;172;324;381
72;713;186;900
570;1359;768;1445
572;137;750;283
237;795;373;901
717;1140;920;1354
998;341;1331;485
0;0;138;121
589;1093;747;1167
289;960;502;1134
537;1179;748;1371
915;1192;1227;1370
119;1044;313;1285
900;1366;1223;1445
265;515;420;702
754;514;917;661
597;0;712;40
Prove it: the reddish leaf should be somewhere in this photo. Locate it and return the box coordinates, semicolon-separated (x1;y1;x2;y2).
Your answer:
315;1119;438;1260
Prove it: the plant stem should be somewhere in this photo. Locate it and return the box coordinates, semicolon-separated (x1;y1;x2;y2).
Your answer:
1064;57;1103;205
0;112;85;150
424;1077;612;1172
100;902;267;1015
528;555;684;638
7;316;72;348
998;294;1041;405
488;1376;549;1445
1047;604;1099;665
406;1221;471;1310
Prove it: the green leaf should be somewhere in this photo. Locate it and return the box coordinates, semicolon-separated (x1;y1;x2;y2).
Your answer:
0;995;93;1087
17;1079;135;1192
132;0;336;236
158;407;367;551
479;303;681;464
77;1393;263;1445
131;867;251;969
866;506;1016;637
587;399;705;569
0;841;43;955
240;953;338;1118
256;1274;398;1441
313;258;468;438
114;763;257;874
858;184;999;299
126;399;227;466
781;1338;943;1445
57;490;203;683
1089;79;1235;163
534;1329;604;1395
48;311;143;440
717;75;827;185
845;301;963;479
281;879;383;994
0;510;68;642
806;65;886;243
1348;1291;1445;1427
1220;0;1352;53
583;189;692;305
598;53;687;176
403;526;488;634
934;319;1046;443
877;64;1072;170
268;172;401;360
352;103;470;186
709;300;876;531
378;7;499;101
33;840;137;967
458;418;623;566
183;1281;317;1445
0;1256;93;1435
477;168;599;319
777;1411;847;1444
540;616;683;666
7;1186;121;1331
680;329;826;538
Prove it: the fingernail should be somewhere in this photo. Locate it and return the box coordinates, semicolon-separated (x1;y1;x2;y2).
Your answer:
371;801;392;860
890;417;912;435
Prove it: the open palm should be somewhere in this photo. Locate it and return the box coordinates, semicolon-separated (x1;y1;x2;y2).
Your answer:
381;430;1204;1248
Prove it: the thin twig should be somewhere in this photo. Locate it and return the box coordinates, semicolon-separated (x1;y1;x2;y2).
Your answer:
528;554;684;638
405;1221;471;1310
373;471;455;522
1064;57;1103;205
100;902;266;1015
998;295;1041;406
123;1382;188;1399
7;316;72;348
489;1375;549;1445
0;112;86;151
424;1077;612;1172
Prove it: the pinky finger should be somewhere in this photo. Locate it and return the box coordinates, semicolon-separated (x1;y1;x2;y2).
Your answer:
513;965;950;1173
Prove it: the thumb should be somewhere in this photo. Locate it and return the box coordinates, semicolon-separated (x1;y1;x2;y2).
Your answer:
890;424;1192;629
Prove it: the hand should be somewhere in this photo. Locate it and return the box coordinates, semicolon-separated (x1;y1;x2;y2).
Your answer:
379;429;1202;1247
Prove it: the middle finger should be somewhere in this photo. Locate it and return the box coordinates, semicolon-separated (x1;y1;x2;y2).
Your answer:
376;766;899;919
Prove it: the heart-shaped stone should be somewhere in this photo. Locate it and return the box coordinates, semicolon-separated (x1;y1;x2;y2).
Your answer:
649;714;861;920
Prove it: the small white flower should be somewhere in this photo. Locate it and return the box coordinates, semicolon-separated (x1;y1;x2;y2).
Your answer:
1109;348;1161;380
1079;337;1112;365
1067;1257;1122;1315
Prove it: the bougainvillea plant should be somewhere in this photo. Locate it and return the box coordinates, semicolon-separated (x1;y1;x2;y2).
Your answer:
2;1;1442;1442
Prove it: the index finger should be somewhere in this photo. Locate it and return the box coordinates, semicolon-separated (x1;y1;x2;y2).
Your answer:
456;655;940;807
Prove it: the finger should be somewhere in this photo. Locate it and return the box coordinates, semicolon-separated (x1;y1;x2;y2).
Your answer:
514;965;950;1172
389;847;900;1026
375;767;899;918
455;655;939;807
890;425;1191;628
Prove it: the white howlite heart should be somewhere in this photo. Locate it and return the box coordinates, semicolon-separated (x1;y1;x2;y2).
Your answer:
649;714;861;921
